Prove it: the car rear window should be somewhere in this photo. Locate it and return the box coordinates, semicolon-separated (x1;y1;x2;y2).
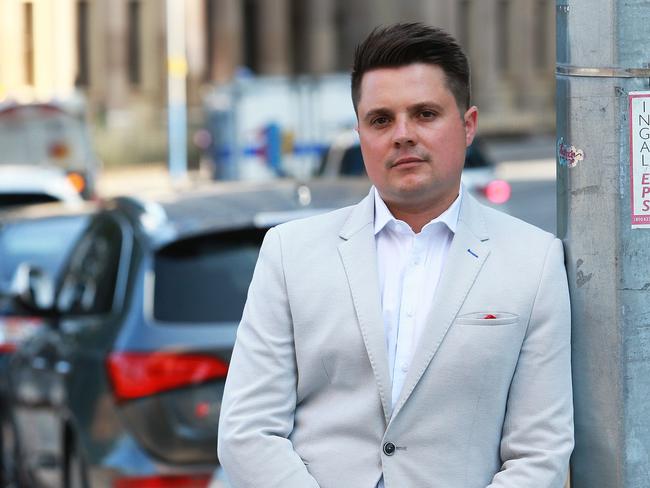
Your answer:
0;215;88;288
153;228;266;323
0;193;61;207
0;105;91;171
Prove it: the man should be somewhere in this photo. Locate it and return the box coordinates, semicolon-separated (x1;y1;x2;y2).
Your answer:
218;23;573;488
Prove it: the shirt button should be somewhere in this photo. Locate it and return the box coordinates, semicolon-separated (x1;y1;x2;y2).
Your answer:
383;442;396;456
400;363;408;372
406;309;414;317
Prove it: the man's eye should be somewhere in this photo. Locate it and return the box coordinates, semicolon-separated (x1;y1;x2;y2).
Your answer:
419;110;436;119
371;116;389;126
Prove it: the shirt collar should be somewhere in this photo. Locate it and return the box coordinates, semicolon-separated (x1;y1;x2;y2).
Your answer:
373;185;463;236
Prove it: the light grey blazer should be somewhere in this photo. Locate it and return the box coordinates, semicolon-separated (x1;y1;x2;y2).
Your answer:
218;191;573;488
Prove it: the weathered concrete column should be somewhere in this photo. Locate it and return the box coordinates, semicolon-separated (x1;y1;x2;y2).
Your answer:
185;0;206;106
303;0;337;74
211;0;244;82
103;0;130;128
557;0;650;486
0;0;28;95
420;0;455;35
509;0;536;109
337;0;375;69
34;0;76;97
467;0;500;113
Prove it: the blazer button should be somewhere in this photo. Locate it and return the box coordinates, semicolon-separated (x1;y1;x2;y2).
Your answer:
383;442;396;456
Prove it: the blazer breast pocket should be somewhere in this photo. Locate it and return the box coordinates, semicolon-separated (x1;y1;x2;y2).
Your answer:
454;311;519;326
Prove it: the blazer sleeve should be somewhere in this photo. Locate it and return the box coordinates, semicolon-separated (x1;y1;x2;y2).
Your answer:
487;237;574;488
217;227;320;488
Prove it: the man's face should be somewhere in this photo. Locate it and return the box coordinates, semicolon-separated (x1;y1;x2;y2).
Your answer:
356;63;478;215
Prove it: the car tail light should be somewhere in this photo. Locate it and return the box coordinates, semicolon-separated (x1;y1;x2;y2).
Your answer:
0;343;17;353
0;317;44;354
66;171;87;194
113;474;211;488
49;141;71;159
106;352;229;403
483;180;511;204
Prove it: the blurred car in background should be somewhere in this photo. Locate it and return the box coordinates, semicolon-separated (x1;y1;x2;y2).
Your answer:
2;178;371;488
0;165;83;208
0;202;94;486
318;131;512;208
0;102;101;202
0;202;94;320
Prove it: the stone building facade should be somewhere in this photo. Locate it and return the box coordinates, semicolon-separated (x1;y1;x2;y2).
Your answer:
0;0;556;165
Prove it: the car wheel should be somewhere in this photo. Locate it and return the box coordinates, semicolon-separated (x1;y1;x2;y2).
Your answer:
64;438;89;488
0;414;20;488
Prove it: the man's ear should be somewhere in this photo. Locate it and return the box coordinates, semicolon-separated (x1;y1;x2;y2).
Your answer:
464;106;479;147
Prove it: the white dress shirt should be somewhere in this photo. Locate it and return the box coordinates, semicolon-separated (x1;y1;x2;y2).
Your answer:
374;186;461;488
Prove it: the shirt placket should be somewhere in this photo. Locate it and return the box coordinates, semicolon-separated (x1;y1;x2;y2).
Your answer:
391;232;425;408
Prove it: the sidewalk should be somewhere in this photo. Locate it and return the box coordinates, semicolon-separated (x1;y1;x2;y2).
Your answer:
97;164;174;198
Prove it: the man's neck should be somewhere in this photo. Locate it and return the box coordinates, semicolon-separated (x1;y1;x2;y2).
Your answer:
383;193;460;234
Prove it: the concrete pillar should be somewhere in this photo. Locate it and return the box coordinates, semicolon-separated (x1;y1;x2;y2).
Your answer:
538;0;557;110
420;0;456;36
0;0;25;97
140;0;167;106
211;0;244;82
509;0;536;110
467;0;500;113
336;0;375;71
557;1;650;486
302;0;337;74
37;0;76;98
185;0;205;106
393;0;423;23
103;0;130;127
256;0;291;75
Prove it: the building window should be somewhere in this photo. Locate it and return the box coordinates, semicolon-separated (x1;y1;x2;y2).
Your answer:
76;0;90;87
496;0;510;73
23;1;34;85
127;0;141;85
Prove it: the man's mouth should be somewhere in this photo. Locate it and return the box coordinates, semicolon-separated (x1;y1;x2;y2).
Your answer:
391;156;427;168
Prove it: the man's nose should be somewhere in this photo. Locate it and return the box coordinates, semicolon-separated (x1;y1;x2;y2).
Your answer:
392;117;416;146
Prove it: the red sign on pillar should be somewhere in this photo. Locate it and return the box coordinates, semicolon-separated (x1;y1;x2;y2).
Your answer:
629;91;650;228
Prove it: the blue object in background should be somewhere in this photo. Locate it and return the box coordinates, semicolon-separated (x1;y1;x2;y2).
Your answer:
263;122;282;175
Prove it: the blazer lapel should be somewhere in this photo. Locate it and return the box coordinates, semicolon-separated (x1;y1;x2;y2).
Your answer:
338;192;392;423
391;193;491;419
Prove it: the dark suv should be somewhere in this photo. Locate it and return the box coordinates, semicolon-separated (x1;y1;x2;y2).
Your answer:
4;179;370;488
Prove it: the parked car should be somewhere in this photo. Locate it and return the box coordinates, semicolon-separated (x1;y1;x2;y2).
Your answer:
0;165;84;208
318;131;512;208
0;202;94;486
0;202;95;311
2;179;371;488
0;102;101;201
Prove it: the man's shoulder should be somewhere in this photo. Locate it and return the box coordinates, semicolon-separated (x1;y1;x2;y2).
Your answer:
274;203;358;238
482;204;553;240
473;202;558;260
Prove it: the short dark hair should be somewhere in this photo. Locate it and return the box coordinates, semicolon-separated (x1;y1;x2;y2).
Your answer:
351;23;471;114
